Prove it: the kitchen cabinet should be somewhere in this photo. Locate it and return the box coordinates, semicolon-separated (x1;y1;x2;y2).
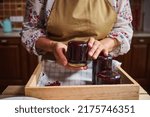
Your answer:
0;36;38;92
115;36;150;94
147;46;150;78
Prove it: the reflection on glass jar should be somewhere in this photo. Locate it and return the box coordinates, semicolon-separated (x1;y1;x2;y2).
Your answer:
97;70;121;84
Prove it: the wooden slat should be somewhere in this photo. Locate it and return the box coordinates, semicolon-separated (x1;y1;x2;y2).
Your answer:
26;85;139;100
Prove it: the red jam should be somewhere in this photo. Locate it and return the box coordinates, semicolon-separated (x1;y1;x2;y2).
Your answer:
67;41;88;67
92;54;113;84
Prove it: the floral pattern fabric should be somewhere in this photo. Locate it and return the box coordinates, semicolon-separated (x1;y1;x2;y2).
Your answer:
21;0;133;57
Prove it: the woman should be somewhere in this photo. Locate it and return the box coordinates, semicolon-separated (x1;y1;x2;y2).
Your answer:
21;0;133;71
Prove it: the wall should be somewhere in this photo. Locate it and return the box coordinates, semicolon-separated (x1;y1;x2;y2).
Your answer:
0;0;25;28
130;0;150;32
143;0;150;32
130;0;143;32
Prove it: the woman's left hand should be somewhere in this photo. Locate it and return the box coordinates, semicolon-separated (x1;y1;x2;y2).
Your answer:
88;37;120;59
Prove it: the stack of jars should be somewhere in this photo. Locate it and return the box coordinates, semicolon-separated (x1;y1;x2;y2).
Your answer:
66;40;121;85
92;54;121;84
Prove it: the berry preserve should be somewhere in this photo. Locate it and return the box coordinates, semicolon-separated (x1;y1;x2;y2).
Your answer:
67;41;88;67
92;54;112;84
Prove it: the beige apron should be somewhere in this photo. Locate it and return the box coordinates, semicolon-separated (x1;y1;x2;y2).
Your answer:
46;0;117;44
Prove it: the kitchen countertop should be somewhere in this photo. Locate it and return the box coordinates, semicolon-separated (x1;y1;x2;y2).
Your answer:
0;28;21;37
133;32;150;38
0;28;150;38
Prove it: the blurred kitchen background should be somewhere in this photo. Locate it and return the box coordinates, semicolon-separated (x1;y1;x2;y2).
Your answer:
0;0;25;28
0;0;150;95
0;0;38;93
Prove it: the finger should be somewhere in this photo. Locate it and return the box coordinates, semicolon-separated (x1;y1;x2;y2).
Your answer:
88;37;95;48
55;48;68;66
103;49;109;56
92;46;103;59
88;40;99;57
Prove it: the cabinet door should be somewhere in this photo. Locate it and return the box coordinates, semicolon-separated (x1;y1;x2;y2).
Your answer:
130;44;147;79
115;51;131;74
0;45;20;79
20;45;38;83
147;46;150;80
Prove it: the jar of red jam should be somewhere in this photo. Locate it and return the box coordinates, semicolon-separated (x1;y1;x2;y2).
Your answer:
96;54;112;72
67;41;88;67
92;54;113;84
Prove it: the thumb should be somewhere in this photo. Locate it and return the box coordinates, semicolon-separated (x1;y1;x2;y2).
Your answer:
58;48;68;66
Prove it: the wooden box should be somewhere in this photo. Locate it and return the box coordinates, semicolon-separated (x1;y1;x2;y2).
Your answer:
25;62;140;100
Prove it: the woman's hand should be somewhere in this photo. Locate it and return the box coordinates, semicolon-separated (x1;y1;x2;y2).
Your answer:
36;38;87;70
51;42;67;66
88;37;120;59
52;42;87;70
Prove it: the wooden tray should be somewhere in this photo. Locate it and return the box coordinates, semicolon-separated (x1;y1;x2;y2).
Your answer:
25;62;139;100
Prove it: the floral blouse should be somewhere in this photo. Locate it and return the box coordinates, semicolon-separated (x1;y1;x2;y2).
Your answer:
21;0;133;57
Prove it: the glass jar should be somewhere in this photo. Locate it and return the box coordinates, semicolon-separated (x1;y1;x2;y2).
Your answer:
92;54;113;84
67;41;88;67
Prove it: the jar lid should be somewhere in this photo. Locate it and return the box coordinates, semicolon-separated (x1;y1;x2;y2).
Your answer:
68;40;87;46
97;54;112;60
68;63;87;67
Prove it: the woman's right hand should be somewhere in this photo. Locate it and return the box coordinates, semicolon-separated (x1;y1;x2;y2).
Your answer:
52;42;87;70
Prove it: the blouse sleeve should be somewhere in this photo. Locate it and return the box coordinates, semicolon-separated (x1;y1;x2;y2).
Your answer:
20;0;47;55
107;0;133;57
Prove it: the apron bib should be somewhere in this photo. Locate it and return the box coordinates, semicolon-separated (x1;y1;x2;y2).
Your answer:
46;0;117;44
